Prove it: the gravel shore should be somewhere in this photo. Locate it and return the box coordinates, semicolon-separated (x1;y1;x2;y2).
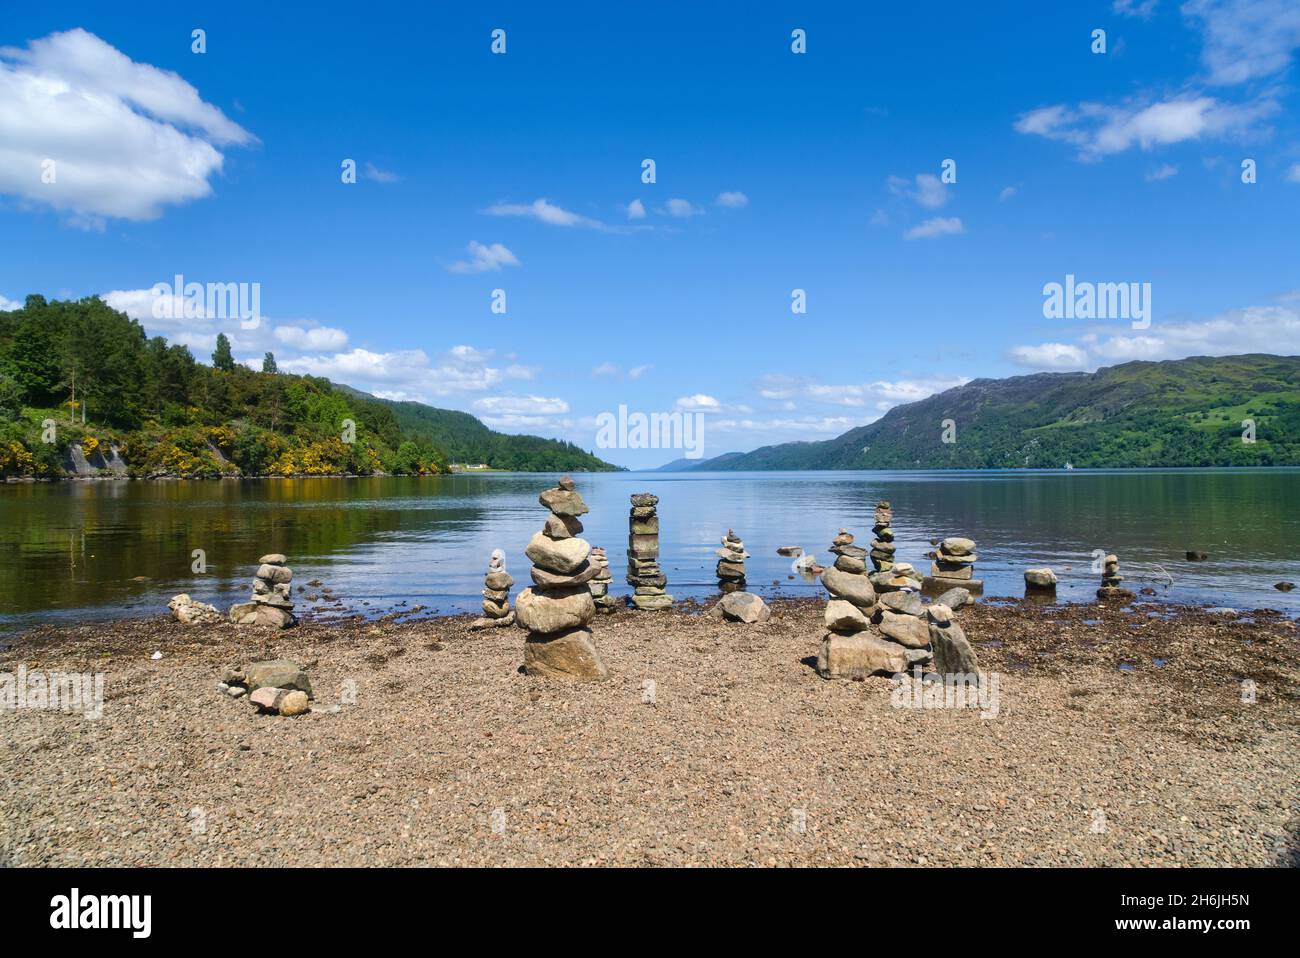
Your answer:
1;597;1296;867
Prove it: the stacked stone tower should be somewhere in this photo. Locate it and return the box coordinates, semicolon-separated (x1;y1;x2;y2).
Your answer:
626;493;672;610
516;478;607;681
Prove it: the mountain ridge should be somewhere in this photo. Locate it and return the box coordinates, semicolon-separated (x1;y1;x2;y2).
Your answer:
665;354;1300;470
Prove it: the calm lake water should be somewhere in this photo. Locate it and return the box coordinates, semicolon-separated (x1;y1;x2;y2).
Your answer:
1;469;1297;631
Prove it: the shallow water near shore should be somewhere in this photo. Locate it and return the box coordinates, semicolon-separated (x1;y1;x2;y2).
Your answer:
1;468;1297;631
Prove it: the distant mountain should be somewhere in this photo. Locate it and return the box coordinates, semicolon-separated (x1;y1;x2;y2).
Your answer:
651;452;745;471
333;383;622;472
696;355;1300;470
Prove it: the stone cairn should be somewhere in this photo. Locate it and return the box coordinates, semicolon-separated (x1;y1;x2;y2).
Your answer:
474;548;515;628
230;553;297;628
817;521;983;682
626;493;672;610
868;502;896;573
516;477;608;681
818;527;930;679
588;546;615;611
715;529;749;592
924;536;984;595
866;502;922;593
1096;553;1134;601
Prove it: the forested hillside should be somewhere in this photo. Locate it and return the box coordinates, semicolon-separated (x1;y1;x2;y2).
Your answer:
0;295;616;478
681;355;1300;471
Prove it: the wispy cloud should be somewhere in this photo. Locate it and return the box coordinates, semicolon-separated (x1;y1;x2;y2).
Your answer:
625;199;646;219
1113;0;1159;19
362;162;400;183
1009;295;1300;370
1146;163;1180;180
1016;2;1299;162
904;216;964;240
446;241;520;273
485;197;609;230
1014;96;1277;160
1182;0;1300;85
888;173;948;209
715;191;749;208
664;198;703;218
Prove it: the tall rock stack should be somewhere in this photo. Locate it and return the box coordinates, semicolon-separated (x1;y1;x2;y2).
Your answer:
517;477;607;681
865;502;922;593
923;536;984;596
230;553;297;628
473;549;515;627
715;529;749;592
1096;553;1134;602
588;546;615;611
869;502;896;573
626;493;672;610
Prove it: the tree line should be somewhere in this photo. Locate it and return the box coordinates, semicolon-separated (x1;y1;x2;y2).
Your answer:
0;295;612;478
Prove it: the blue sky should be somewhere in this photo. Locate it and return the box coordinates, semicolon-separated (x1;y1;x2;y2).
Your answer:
2;0;1298;468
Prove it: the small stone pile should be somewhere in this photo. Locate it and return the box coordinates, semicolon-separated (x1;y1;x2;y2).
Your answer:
924;536;984;595
1097;553;1134;601
588;546;615;610
715;529;749;591
517;477;607;681
869;502;896;573
471;549;515;628
168;594;223;625
626;493;672;610
229;553;297;628
219;658;313;715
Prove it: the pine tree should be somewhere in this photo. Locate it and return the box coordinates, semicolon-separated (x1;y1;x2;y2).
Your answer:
212;333;235;371
262;351;278;374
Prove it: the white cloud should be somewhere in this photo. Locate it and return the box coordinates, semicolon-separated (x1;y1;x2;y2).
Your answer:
0;294;23;311
362;162;399;183
1010;296;1300;369
1146;163;1180;180
0;29;253;223
628;364;652;380
274;324;349;351
278;343;534;400
1182;0;1300;86
472;395;569;416
711;415;860;436
279;348;434;385
998;186;1018;201
756;373;969;411
1014;96;1276;160
715;191;749;208
485;198;607;230
674;394;722;412
591;362;620;377
904;216;964;240
664;198;703;218
1008;342;1090;370
1286;162;1300;183
888;173;948;209
446;240;520;273
625;199;646;219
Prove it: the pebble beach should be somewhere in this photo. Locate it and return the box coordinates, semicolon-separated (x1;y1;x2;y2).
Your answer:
2;596;1295;868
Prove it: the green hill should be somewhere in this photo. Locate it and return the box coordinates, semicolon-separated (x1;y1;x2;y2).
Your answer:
332;384;618;472
0;294;618;478
694;354;1300;470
